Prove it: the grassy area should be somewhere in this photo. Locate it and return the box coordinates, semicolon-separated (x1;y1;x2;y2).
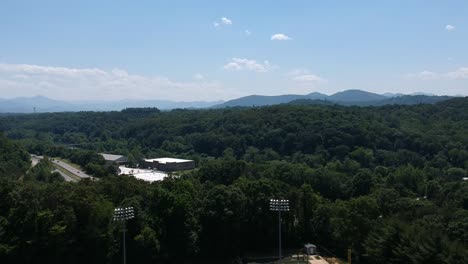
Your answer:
248;261;307;264
276;261;308;264
323;257;348;264
173;168;198;177
247;256;308;264
53;165;81;181
252;255;348;264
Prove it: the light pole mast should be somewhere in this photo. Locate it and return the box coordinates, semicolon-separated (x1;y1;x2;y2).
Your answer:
113;207;135;264
270;199;289;260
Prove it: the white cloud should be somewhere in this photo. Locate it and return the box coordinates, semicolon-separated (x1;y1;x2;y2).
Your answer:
213;17;232;28
193;73;204;80
0;63;107;77
446;67;468;79
292;74;325;82
412;67;468;80
221;17;232;25
445;24;455;31
417;70;439;80
223;58;272;72
289;69;326;83
271;33;292;41
245;30;252;36
0;63;227;101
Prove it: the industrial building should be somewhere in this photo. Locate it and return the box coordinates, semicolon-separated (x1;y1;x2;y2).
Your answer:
143;157;195;172
100;153;128;165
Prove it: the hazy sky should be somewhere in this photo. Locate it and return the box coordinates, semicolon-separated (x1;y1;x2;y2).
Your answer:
1;0;467;101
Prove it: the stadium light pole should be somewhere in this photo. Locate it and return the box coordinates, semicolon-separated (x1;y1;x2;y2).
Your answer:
113;207;135;264
270;199;289;260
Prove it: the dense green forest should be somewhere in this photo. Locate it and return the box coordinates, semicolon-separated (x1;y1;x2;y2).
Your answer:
0;99;467;263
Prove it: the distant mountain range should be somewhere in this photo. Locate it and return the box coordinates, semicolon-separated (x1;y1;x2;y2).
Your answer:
213;92;327;108
288;95;453;106
213;89;457;108
0;90;461;113
0;96;223;113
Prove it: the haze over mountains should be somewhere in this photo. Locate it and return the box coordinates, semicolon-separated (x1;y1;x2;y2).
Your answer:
0;96;223;113
0;89;459;113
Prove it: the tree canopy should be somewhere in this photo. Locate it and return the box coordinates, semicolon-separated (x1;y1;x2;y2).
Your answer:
0;98;467;263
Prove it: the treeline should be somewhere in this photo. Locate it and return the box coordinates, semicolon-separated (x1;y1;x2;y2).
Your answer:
0;98;467;263
1;99;467;163
0;132;30;179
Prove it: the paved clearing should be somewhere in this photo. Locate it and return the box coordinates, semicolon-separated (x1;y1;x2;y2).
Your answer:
31;155;41;167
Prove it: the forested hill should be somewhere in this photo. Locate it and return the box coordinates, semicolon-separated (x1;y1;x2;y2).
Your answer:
288;95;454;106
214;90;455;108
1;97;466;159
213;92;327;107
0;132;30;178
0;97;467;263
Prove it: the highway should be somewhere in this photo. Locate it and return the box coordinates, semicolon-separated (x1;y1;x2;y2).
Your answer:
31;155;95;181
52;169;78;182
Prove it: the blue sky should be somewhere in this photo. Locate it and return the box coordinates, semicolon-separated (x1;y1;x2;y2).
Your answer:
0;0;467;101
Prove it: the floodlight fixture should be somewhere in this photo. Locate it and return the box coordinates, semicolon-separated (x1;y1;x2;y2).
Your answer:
269;199;290;212
113;207;135;222
113;206;134;264
270;199;289;260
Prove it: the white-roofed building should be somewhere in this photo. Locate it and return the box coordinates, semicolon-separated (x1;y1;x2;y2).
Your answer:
143;157;195;171
119;166;169;183
100;153;128;165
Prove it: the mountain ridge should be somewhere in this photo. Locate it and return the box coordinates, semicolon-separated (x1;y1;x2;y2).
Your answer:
213;92;327;108
288;95;455;107
327;89;387;102
0;89;460;113
213;89;457;108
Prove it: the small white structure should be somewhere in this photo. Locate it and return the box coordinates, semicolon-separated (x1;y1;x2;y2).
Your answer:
304;244;317;255
119;166;168;183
